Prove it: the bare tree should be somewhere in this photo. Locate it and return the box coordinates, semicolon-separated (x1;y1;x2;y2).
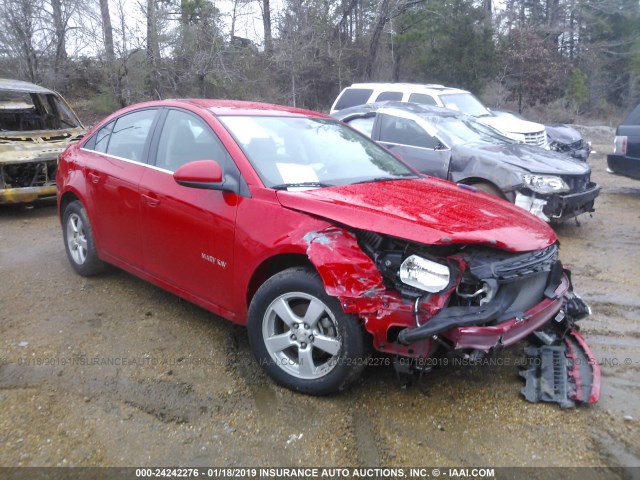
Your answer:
0;0;45;82
365;0;426;79
262;0;273;54
146;0;162;98
49;0;67;75
98;0;127;105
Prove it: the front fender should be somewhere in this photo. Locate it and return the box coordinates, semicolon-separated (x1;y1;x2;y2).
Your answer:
450;154;523;194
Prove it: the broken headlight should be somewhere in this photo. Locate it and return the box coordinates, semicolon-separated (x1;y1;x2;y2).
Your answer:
399;255;450;293
521;174;569;194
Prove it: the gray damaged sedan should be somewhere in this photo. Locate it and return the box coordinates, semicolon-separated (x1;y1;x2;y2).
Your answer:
333;102;600;224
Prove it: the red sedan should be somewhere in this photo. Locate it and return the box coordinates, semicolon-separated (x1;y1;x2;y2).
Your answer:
57;99;599;405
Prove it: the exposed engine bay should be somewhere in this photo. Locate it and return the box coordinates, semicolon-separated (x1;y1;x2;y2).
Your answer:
305;226;600;407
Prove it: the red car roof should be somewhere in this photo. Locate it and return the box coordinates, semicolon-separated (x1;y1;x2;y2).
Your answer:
171;99;328;118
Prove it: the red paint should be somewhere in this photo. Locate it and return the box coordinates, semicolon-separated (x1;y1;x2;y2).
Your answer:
445;274;569;350
277;177;556;252
173;160;223;184
567;329;601;404
57;100;596;395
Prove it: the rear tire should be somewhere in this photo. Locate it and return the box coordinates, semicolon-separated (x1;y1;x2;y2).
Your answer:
62;200;106;276
248;267;370;395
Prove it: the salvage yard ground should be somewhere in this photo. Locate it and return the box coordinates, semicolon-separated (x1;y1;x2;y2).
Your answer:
0;127;638;475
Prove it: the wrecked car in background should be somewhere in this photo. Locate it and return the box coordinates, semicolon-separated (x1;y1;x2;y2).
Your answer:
545;123;591;160
0;78;85;204
333;102;600;224
331;83;549;147
491;109;591;161
57;99;600;406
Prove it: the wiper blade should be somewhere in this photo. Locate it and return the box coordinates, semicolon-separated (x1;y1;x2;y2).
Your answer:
351;174;419;185
272;182;333;190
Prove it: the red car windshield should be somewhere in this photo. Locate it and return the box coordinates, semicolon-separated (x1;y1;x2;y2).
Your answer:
219;116;415;188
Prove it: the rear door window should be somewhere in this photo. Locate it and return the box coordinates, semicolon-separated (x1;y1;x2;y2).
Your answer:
333;88;374;111
375;91;403;102
105;109;158;162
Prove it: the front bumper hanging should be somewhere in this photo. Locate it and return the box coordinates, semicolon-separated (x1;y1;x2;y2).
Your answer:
521;328;601;407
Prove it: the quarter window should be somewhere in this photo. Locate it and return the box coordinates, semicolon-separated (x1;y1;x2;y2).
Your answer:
333;88;374;111
346;117;375;137
92;121;114;153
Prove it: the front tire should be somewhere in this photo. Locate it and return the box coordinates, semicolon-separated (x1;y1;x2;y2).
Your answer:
62;200;105;276
471;181;505;199
248;267;370;395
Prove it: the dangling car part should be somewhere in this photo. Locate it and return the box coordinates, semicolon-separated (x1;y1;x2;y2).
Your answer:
0;78;85;204
57;99;600;404
521;293;600;408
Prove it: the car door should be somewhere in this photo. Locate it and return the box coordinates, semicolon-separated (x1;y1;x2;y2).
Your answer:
374;113;452;180
81;108;159;266
139;108;240;311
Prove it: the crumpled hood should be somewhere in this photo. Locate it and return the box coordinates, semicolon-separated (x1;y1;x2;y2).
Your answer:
454;143;591;175
478;115;544;135
276;177;556;252
545;124;582;144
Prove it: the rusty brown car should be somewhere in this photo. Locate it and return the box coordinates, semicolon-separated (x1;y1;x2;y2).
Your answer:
0;78;85;204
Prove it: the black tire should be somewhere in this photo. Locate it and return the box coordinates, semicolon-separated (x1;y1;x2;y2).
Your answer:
62;200;106;276
248;267;370;395
471;182;505;199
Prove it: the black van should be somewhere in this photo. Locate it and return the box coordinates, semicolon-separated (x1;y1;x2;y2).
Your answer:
607;103;640;179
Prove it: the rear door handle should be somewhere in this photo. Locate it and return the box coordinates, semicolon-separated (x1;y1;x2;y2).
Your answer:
88;172;100;184
142;193;160;207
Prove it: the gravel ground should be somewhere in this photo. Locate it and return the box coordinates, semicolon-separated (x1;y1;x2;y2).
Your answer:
0;131;638;475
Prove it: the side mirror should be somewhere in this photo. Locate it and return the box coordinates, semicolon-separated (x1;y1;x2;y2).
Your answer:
173;160;231;191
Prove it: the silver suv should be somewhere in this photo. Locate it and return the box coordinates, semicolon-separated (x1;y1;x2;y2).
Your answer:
331;83;547;147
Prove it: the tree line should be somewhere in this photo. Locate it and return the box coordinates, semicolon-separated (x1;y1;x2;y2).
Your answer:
0;0;638;118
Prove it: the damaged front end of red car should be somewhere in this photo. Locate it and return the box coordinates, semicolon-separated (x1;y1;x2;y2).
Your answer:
303;225;600;407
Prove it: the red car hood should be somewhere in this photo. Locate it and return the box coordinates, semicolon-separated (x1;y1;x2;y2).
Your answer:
276;177;556;252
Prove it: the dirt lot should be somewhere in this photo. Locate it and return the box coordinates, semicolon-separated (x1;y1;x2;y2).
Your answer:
1;129;639;475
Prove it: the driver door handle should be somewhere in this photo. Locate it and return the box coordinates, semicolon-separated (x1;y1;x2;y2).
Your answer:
142;193;160;207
